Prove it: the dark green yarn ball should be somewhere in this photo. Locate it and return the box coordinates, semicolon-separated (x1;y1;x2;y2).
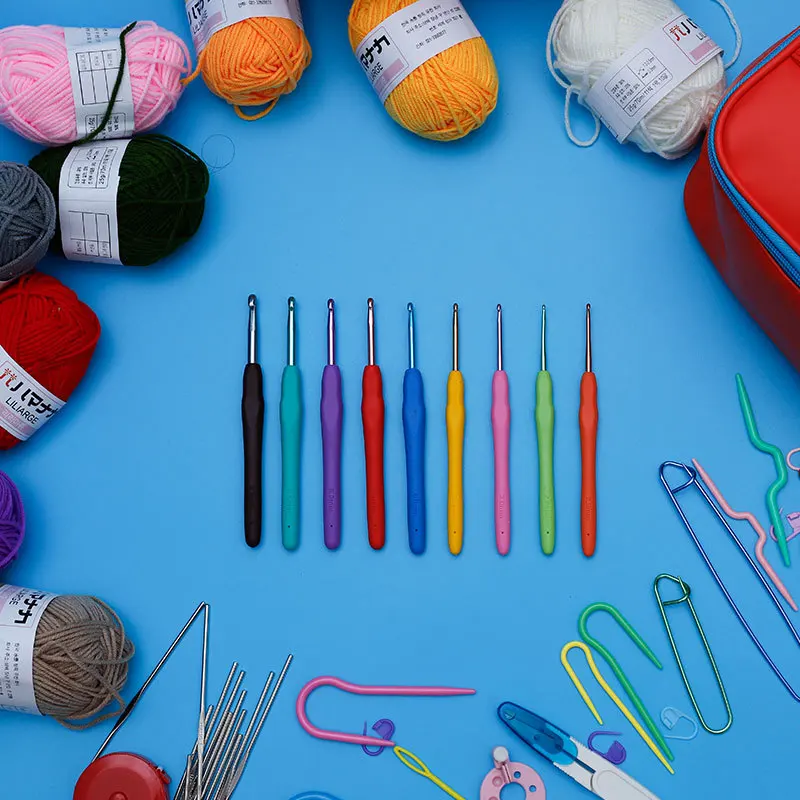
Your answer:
29;134;210;267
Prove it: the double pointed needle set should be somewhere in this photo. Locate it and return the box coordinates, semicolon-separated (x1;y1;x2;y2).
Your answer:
241;297;600;556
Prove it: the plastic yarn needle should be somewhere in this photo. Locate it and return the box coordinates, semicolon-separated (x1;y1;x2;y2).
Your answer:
692;459;797;612
560;641;674;774
447;303;465;556
393;747;467;800
281;297;303;551
536;305;555;555
492;304;511;555
321;299;343;550
403;303;426;555
736;373;790;567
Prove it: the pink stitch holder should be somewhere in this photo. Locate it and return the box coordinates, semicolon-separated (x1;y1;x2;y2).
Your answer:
480;746;546;800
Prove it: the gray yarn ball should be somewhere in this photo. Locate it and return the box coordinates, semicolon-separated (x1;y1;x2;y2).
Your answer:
0;161;56;283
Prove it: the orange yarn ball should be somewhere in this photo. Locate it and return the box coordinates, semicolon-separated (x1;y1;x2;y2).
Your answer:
348;0;499;141
188;18;312;120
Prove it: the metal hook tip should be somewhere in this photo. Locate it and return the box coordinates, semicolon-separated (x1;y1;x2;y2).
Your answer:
288;296;295;308
407;302;413;313
248;295;256;309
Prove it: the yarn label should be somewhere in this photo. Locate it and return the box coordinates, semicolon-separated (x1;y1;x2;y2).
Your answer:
0;346;66;443
63;27;136;140
584;13;722;142
354;0;481;104
58;139;131;265
186;0;305;53
0;585;57;714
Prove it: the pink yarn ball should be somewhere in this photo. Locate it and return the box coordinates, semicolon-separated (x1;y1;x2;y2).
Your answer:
0;21;190;146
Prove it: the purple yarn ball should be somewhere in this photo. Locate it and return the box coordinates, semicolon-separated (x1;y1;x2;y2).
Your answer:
0;471;24;569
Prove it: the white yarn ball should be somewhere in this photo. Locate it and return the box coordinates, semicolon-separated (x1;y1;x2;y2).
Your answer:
547;0;737;159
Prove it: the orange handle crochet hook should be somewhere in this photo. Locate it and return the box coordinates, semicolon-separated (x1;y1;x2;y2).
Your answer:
580;305;598;557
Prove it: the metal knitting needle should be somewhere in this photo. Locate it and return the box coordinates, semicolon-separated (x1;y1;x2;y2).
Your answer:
536;305;556;555
447;303;465;555
492;305;511;555
197;605;210;799
93;602;209;761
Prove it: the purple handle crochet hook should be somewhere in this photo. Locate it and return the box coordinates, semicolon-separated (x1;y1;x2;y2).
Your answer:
321;300;343;550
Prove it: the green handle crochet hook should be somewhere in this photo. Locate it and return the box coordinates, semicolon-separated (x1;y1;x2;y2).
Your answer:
579;601;674;761
535;305;555;555
736;374;790;567
281;298;303;552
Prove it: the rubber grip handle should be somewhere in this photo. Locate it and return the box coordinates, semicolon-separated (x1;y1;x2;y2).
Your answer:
446;371;465;556
535;370;555;555
403;368;426;555
580;371;598;557
280;365;303;552
491;370;511;556
321;365;343;551
362;365;385;550
242;363;264;549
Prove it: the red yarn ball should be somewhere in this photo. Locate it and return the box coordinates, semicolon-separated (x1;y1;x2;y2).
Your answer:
0;272;100;449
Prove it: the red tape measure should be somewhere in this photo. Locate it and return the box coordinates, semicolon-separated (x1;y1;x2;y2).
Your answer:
73;753;170;800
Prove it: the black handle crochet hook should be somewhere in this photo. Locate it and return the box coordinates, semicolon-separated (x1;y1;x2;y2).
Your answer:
243;294;264;548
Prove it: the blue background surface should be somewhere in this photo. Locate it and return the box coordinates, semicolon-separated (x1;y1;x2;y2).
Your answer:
1;1;799;798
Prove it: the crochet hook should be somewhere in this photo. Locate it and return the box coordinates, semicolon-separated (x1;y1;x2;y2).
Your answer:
447;303;465;556
243;295;264;549
362;298;385;550
580;303;598;557
403;303;426;555
321;299;343;551
281;297;302;551
492;304;511;556
536;305;555;555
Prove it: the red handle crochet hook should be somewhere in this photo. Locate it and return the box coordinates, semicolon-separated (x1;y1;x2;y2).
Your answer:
580;304;598;557
362;298;385;550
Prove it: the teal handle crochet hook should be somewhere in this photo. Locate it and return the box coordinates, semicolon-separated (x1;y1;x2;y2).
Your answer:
535;306;555;555
579;602;674;762
281;299;303;552
736;374;790;567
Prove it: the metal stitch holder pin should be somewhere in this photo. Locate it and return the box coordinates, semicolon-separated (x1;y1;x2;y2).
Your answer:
660;461;800;703
653;574;732;734
479;746;546;800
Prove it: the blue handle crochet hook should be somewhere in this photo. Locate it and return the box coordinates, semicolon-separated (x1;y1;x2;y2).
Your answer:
403;303;426;555
281;297;303;551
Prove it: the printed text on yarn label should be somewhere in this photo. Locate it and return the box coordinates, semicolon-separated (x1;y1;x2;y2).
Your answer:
585;13;721;142
58;139;131;265
355;0;481;105
63;27;135;140
186;0;304;54
0;585;57;714
0;347;66;443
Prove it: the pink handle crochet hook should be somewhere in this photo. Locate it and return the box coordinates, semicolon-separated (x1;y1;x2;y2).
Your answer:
492;304;511;556
296;677;476;748
693;459;798;612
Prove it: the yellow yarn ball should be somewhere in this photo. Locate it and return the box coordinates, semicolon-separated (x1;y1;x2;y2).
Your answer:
187;17;312;120
348;0;499;141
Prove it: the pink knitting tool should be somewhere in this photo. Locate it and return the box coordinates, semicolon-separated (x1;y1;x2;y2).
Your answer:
492;304;511;556
692;459;798;612
296;677;475;748
480;746;546;800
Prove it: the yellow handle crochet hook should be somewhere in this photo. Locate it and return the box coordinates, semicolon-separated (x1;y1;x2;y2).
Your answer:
394;746;467;800
447;303;465;555
560;641;675;774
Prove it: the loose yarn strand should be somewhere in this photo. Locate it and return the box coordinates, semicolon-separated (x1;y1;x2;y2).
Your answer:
712;0;742;68
77;21;137;145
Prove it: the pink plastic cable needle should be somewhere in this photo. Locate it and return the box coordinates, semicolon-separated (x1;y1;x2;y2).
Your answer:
296;677;475;747
492;305;511;556
692;459;798;612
